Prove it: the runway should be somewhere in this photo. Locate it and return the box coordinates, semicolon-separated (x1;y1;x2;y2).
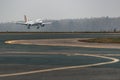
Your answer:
0;53;119;77
0;33;120;80
1;38;119;77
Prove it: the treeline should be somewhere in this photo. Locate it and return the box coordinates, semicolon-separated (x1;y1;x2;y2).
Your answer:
0;17;120;32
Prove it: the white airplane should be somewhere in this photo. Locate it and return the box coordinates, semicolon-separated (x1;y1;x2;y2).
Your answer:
17;15;52;29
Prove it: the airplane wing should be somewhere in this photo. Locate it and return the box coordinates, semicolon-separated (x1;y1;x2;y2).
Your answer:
16;22;27;25
43;22;52;24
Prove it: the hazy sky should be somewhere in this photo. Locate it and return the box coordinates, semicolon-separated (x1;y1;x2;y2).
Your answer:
0;0;120;22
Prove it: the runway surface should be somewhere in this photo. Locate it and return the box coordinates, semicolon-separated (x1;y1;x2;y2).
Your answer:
0;33;120;80
0;53;119;77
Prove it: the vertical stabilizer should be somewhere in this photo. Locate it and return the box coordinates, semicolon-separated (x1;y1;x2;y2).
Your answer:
24;15;27;22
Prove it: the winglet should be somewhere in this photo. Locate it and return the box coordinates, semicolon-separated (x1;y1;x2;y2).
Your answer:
24;15;27;22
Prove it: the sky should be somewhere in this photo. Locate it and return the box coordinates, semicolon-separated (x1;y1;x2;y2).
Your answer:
0;0;120;22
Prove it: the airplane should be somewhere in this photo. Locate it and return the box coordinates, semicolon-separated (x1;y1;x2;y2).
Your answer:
17;15;52;29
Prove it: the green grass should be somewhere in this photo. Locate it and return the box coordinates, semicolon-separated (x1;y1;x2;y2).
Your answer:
79;38;120;43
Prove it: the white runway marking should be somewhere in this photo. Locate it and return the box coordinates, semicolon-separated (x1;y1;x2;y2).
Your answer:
0;53;119;77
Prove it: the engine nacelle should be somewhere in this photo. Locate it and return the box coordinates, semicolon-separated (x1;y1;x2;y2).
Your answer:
41;24;45;27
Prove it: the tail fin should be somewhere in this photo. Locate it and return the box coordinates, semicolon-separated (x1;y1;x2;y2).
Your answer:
24;15;27;22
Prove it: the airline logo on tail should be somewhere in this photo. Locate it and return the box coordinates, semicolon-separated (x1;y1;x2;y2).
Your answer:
24;15;28;23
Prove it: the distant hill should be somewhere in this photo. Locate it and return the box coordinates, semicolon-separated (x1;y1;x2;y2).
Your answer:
0;17;120;32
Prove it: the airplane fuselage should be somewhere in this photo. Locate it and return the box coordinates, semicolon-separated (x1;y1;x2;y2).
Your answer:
17;15;51;29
